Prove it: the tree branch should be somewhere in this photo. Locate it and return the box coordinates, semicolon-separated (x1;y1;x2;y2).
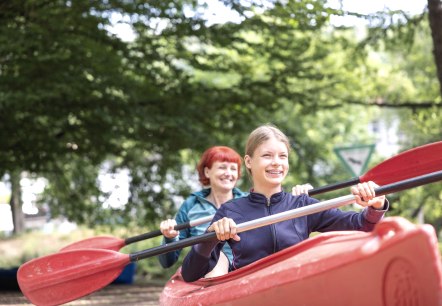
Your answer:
323;99;441;109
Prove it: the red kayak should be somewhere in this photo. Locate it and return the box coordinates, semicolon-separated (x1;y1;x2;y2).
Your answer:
160;217;442;306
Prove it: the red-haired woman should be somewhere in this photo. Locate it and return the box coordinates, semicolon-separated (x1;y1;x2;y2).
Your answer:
159;146;246;277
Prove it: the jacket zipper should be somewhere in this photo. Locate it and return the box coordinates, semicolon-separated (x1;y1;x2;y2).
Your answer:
267;198;277;253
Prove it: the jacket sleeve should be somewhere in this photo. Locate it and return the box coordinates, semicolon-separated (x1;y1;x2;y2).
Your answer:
308;197;389;233
181;209;226;282
158;201;192;268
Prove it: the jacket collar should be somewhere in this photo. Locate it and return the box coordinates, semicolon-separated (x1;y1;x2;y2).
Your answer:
248;189;285;205
192;187;245;201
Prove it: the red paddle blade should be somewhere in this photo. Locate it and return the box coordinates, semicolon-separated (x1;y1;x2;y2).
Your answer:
60;236;126;252
361;141;442;185
18;249;130;306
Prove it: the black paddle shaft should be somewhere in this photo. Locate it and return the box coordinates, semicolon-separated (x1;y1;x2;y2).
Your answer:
128;170;442;263
309;177;360;196
124;221;193;245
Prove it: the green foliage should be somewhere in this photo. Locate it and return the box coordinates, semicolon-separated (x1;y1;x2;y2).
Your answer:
0;1;135;175
1;0;441;240
368;16;442;233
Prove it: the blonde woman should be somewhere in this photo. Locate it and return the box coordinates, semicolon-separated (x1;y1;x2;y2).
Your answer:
182;125;388;282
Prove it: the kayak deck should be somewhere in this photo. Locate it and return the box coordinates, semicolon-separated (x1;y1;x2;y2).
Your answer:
160;217;442;306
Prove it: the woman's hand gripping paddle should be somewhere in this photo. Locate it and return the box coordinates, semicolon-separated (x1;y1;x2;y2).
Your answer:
18;170;442;306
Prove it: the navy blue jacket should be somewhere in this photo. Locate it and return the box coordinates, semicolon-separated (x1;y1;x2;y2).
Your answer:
181;191;388;282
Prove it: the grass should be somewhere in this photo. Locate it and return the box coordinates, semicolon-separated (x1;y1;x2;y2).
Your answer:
0;229;96;268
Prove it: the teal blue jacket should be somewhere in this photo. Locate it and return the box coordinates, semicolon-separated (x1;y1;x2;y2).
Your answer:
158;187;248;268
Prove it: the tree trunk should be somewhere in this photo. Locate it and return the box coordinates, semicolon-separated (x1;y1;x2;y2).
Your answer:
10;171;25;234
428;0;442;97
416;206;425;224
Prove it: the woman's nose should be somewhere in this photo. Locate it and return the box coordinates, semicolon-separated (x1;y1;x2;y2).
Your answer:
225;168;233;176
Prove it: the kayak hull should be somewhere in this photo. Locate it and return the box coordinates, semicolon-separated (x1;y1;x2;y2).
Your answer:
160;217;442;306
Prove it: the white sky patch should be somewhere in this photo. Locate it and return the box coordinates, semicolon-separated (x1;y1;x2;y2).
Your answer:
192;0;243;26
98;164;130;209
0;181;10;203
20;176;47;215
108;1;428;42
329;0;427;15
0;204;13;231
106;13;137;42
107;1;244;41
328;0;427;27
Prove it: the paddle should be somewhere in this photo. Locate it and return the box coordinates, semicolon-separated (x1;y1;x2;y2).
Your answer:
308;140;442;195
18;170;442;306
60;141;442;252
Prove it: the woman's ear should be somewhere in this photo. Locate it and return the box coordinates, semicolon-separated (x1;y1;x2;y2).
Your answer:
204;167;210;178
244;155;252;170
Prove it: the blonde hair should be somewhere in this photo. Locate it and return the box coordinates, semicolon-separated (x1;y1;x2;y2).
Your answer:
244;124;291;176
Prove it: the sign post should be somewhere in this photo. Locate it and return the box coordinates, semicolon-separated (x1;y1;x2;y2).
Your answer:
334;144;375;177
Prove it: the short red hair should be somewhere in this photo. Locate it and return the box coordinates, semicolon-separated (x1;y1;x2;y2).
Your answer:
197;146;242;186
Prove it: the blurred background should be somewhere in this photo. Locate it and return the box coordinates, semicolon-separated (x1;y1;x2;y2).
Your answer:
0;0;441;283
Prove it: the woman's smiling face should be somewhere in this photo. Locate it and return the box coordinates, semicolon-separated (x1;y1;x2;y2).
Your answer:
244;136;289;192
204;161;239;192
